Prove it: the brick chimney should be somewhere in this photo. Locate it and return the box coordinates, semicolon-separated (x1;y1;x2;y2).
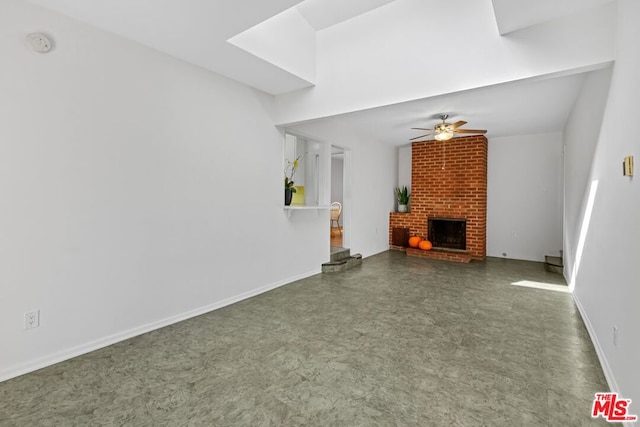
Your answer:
389;135;487;262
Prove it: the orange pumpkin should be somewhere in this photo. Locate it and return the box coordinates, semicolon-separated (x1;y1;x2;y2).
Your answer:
418;240;433;251
408;236;422;248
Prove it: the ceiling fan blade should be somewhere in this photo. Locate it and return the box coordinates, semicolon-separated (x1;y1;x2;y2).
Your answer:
410;133;433;140
411;127;432;130
412;140;433;143
450;120;467;129
454;129;487;134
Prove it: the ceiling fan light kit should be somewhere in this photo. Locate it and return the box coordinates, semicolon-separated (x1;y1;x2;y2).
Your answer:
434;130;453;141
411;113;486;142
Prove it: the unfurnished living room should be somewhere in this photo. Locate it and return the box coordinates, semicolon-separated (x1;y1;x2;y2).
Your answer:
1;0;638;425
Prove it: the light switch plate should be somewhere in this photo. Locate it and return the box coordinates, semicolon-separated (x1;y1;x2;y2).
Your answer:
623;155;633;176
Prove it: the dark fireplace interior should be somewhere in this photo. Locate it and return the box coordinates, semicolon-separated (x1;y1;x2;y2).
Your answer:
428;218;466;250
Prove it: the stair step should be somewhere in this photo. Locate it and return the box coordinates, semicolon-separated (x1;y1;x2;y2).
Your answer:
544;255;563;274
322;260;347;273
322;253;362;273
346;253;363;267
330;247;351;262
545;255;563;267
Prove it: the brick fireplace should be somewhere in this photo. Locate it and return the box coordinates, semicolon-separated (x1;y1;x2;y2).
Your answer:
389;135;487;262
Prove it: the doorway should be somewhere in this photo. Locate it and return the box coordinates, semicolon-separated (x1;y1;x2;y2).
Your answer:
331;146;347;248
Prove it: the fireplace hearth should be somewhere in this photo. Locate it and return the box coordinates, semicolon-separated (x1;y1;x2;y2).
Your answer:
428;218;466;250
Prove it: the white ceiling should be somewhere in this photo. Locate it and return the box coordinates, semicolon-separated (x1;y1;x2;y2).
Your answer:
24;0;400;95
23;0;614;144
491;0;614;34
286;70;607;146
297;0;397;30
25;0;311;95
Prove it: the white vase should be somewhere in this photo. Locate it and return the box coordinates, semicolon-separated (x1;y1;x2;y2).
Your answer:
398;204;408;213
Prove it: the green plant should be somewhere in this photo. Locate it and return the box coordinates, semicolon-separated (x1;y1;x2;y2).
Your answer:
284;155;302;193
396;186;410;205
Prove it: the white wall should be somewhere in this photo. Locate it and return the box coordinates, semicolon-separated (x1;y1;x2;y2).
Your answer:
0;1;329;381
331;156;344;224
487;133;564;261
397;145;411;191
563;67;613;280
352;142;396;255
564;0;640;404
274;0;615;124
228;7;316;84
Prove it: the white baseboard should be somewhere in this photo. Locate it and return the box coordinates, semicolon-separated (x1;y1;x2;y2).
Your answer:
573;294;638;427
572;292;618;392
0;268;321;383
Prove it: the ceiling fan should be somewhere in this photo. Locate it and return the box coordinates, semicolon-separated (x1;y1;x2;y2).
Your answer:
411;114;487;141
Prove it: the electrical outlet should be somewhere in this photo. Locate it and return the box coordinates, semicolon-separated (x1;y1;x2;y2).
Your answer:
24;310;39;330
613;325;618;347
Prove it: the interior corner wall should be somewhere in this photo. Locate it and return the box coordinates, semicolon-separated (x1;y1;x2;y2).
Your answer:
564;0;640;404
0;0;328;381
487;132;563;262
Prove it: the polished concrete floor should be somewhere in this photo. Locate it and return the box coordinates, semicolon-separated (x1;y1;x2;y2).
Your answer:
0;251;612;426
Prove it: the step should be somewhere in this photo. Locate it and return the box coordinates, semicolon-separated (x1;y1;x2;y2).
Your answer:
330;247;351;262
545;255;563;267
322;253;362;273
544;255;563;274
346;253;363;268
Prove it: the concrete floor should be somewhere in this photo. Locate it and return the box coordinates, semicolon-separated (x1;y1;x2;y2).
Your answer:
0;251;612;426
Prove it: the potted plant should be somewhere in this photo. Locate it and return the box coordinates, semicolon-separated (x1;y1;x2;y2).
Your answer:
396;186;410;212
284;155;302;206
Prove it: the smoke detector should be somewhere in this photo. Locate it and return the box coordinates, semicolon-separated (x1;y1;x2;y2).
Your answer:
26;33;52;53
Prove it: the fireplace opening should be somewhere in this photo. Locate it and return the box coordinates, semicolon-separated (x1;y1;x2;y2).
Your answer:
428;218;466;250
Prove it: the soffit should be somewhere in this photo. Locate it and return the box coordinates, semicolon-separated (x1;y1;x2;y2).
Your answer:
491;0;615;34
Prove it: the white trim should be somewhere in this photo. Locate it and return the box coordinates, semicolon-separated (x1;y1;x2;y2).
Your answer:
573;293;637;427
283;205;330;218
0;269;321;383
572;292;620;393
283;206;330;210
340;147;353;250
